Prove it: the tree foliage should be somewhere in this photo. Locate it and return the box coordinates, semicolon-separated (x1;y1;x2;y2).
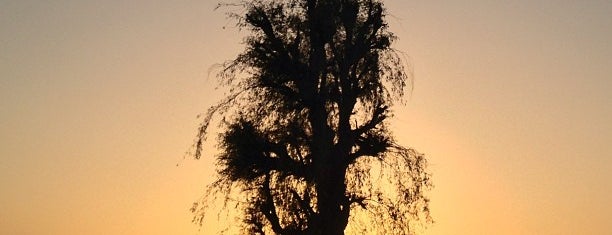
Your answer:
191;0;431;234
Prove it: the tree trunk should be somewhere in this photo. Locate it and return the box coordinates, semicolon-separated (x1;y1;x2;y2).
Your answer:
314;163;349;235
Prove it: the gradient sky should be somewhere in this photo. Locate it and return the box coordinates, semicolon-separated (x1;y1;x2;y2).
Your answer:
1;0;611;234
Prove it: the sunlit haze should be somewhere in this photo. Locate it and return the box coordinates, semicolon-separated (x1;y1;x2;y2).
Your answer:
1;0;610;234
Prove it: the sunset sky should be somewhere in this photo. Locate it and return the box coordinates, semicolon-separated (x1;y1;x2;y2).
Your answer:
1;0;611;234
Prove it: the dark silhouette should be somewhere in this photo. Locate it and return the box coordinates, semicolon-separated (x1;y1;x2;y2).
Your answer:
191;0;431;234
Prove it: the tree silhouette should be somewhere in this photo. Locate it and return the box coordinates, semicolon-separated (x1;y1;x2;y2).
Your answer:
192;0;431;234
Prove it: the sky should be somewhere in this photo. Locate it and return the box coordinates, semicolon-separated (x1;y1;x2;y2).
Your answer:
1;0;610;234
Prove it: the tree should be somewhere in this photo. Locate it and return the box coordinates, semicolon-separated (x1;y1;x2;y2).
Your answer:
191;0;431;234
